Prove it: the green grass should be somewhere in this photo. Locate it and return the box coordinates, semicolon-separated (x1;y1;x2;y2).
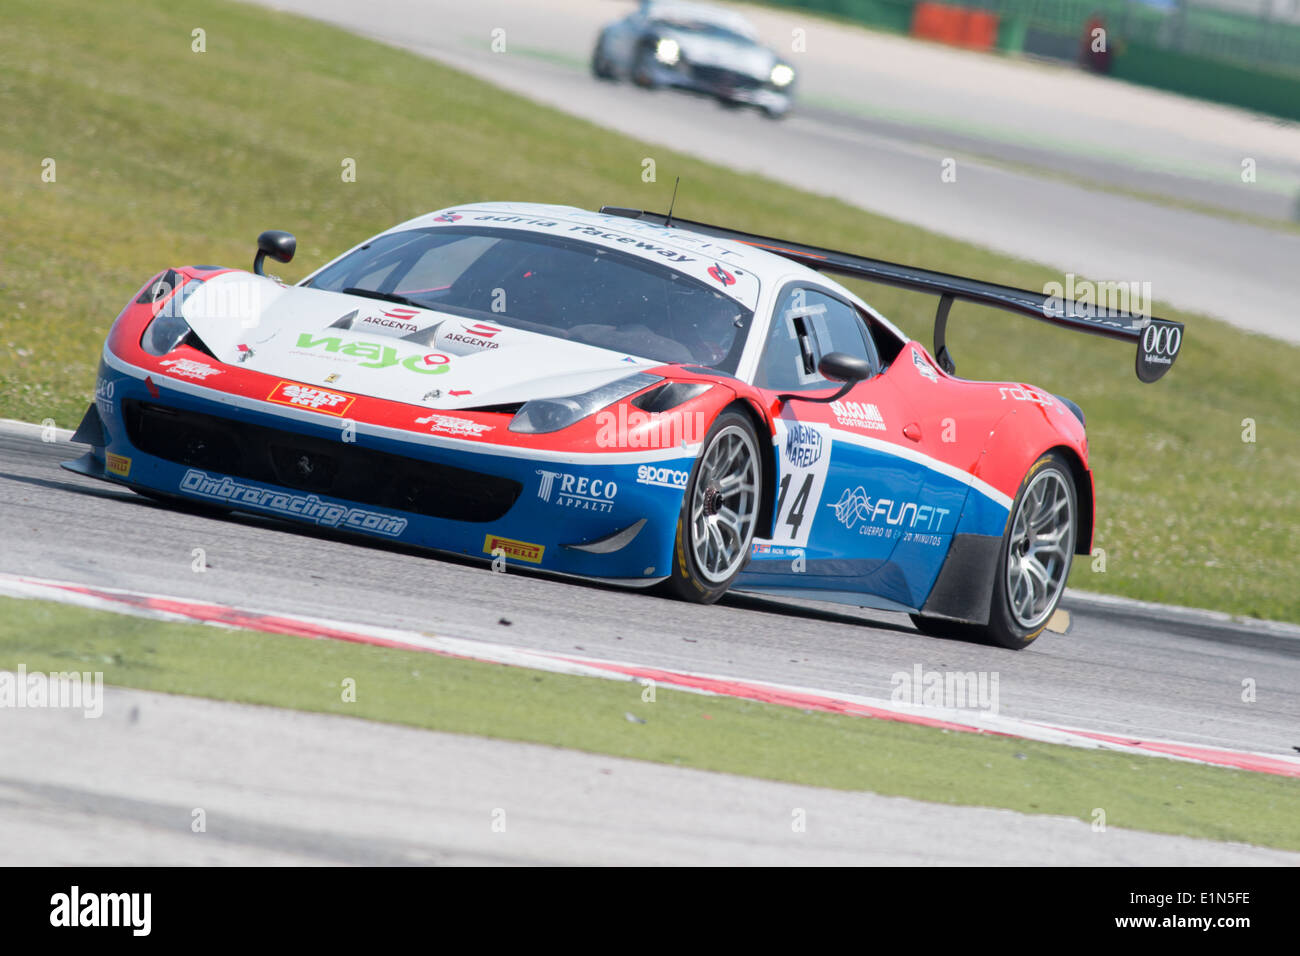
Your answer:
2;595;1297;849
1;0;1297;621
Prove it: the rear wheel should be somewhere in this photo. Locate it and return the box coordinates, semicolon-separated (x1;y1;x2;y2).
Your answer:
911;452;1077;650
659;411;761;604
986;453;1077;648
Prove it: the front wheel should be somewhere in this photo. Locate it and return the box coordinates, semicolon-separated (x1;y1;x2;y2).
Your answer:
591;37;616;80
632;45;660;88
659;411;762;603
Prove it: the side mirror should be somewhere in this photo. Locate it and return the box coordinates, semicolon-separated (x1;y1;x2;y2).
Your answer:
253;230;296;276
818;352;873;384
778;352;873;405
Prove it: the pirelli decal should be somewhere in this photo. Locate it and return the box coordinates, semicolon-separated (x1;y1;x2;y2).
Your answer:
106;453;132;478
484;534;545;565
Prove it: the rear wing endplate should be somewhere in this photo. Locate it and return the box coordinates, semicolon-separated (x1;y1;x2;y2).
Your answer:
600;207;1183;383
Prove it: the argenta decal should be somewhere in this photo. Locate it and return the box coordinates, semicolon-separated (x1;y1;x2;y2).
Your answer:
293;333;451;375
179;469;407;536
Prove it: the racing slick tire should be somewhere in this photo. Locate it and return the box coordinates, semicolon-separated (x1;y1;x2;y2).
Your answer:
632;44;661;89
659;410;762;604
911;451;1077;650
591;36;617;80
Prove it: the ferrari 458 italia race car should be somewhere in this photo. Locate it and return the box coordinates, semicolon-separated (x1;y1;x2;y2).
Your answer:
592;1;796;117
67;201;1182;649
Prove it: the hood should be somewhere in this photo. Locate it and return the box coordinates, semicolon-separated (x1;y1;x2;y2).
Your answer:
180;273;663;410
665;29;775;79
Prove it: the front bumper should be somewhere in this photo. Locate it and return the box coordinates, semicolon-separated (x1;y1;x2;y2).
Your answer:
71;357;696;584
650;62;792;111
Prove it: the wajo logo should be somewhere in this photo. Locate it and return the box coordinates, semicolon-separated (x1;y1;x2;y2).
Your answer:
294;333;451;375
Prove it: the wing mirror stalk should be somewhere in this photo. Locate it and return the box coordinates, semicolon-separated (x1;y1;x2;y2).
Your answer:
777;352;874;405
253;230;297;276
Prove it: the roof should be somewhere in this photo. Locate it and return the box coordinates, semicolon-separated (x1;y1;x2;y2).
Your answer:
643;2;759;40
393;202;827;311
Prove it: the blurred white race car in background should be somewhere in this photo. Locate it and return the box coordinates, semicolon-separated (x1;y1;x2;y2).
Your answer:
591;1;797;118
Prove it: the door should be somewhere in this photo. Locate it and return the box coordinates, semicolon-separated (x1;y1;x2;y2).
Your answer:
743;284;928;606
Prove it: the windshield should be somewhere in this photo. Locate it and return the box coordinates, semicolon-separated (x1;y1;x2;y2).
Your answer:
651;18;754;43
305;227;753;370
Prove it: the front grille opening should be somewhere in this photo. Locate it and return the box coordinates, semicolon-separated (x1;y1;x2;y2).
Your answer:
122;400;522;523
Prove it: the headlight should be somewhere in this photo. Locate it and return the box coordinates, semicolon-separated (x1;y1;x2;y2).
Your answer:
142;310;192;356
655;37;680;65
770;63;794;87
509;373;661;434
141;275;198;356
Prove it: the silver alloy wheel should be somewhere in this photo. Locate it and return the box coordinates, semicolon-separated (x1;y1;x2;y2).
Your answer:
1005;468;1076;629
690;424;760;584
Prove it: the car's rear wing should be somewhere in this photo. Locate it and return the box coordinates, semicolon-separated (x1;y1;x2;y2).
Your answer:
600;206;1183;383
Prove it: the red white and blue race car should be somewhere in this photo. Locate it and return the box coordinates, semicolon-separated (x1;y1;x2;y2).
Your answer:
66;202;1182;649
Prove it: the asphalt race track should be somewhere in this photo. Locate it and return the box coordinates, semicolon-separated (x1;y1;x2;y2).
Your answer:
3;423;1298;758
256;0;1300;343
3;421;1300;864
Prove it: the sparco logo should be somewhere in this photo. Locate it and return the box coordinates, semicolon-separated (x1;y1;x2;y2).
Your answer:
784;423;823;467
636;464;689;489
536;469;618;512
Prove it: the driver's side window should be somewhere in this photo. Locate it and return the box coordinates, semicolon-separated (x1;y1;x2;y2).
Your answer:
754;286;876;391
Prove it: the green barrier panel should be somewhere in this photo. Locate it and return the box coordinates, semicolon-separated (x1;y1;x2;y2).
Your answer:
997;15;1028;55
1111;40;1300;122
755;0;917;35
755;0;1300;72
